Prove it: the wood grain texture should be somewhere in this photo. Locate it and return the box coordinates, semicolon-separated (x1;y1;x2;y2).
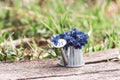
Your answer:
0;48;119;80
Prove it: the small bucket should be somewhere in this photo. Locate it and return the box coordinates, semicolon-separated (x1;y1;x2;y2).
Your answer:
59;46;85;67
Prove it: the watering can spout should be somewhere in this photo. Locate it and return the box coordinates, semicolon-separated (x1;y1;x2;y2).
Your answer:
60;48;68;65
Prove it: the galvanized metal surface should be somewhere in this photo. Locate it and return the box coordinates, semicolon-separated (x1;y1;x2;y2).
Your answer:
60;47;84;67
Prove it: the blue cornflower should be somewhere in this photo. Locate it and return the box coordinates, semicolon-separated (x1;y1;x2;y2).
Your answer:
51;28;89;49
51;35;60;46
59;34;65;39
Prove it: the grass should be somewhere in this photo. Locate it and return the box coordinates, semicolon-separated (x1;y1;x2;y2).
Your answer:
0;0;120;62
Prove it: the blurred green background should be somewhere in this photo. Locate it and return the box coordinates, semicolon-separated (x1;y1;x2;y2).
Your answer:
0;0;120;62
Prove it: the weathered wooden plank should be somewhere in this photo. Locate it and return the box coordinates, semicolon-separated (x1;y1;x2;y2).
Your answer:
37;70;120;80
0;48;119;80
1;62;120;80
84;48;119;63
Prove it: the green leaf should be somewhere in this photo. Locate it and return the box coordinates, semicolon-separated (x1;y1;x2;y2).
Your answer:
0;33;7;44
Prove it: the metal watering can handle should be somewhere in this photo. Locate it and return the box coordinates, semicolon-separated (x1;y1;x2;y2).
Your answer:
60;48;68;65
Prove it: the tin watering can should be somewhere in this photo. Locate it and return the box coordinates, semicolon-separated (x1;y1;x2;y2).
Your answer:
59;46;84;67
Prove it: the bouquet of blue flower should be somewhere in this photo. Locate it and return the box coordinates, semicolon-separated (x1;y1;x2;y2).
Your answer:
51;28;89;49
51;28;89;67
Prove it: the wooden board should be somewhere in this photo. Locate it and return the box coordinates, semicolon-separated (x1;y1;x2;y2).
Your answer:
0;48;119;80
